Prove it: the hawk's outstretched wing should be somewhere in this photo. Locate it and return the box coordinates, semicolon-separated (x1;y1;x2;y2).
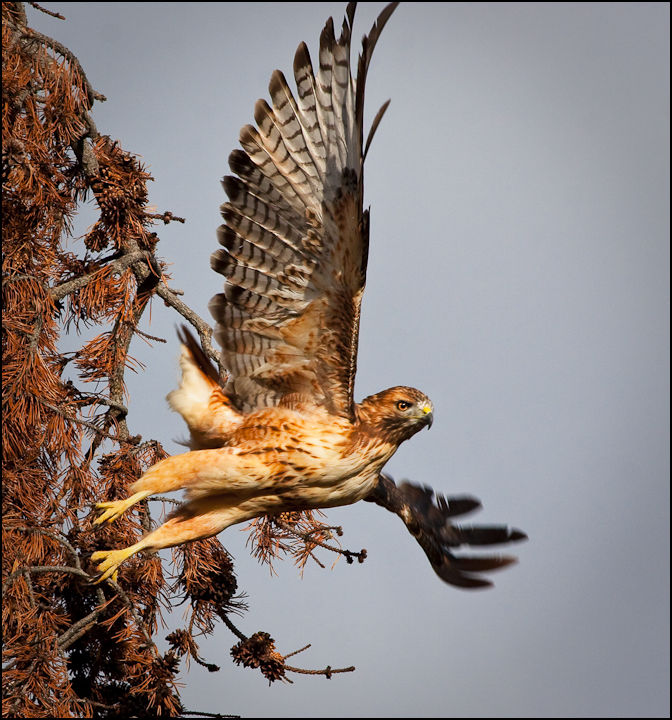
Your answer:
209;2;398;418
366;475;528;589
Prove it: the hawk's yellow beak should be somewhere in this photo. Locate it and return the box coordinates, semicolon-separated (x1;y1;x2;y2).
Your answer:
421;404;433;429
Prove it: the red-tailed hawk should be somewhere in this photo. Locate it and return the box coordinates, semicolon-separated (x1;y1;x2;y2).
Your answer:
93;2;525;588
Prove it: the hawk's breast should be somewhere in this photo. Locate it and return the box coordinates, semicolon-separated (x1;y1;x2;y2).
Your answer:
231;406;397;509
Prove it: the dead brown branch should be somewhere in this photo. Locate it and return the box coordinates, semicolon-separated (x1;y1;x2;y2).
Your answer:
276;520;368;566
28;2;65;21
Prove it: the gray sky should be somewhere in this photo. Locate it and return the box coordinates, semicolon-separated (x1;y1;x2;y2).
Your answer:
32;2;669;717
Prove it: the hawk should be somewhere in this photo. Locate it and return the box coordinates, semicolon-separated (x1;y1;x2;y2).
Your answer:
93;2;525;588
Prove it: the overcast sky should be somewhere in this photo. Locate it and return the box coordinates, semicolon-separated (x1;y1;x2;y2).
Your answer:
31;3;669;717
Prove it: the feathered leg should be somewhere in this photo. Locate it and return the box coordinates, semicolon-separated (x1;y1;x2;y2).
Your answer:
92;493;282;582
91;447;292;580
93;446;278;526
92;453;196;526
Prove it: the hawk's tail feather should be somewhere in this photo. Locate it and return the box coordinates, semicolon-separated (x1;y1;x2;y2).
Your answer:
176;325;221;385
168;326;243;450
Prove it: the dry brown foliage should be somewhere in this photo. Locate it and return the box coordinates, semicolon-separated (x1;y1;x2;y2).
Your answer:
2;3;356;717
3;5;527;715
246;512;367;575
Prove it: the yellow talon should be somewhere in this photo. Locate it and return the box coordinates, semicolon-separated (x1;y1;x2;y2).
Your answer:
91;536;149;583
91;547;135;584
93;490;152;525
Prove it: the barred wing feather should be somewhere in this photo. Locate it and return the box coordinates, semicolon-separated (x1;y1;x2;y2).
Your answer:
209;2;399;417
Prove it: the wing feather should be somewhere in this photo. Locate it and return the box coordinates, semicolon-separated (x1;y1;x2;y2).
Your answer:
365;475;528;589
210;2;399;416
292;42;328;178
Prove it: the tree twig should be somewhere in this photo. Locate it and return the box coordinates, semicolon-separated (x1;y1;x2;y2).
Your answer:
284;663;356;678
28;2;65;20
49;250;149;301
20;26;106;102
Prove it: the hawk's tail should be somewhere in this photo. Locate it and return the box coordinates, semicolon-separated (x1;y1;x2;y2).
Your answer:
167;326;242;449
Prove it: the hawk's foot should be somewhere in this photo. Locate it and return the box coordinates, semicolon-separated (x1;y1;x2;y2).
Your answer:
93;490;152;525
91;545;141;584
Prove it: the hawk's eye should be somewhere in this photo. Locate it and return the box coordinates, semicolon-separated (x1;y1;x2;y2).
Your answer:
396;400;412;411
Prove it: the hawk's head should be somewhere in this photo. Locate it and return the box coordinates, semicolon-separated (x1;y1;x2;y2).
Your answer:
356;386;434;446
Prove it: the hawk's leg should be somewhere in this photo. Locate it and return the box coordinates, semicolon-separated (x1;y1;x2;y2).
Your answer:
92;494;274;582
92;447;249;526
92;453;195;526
